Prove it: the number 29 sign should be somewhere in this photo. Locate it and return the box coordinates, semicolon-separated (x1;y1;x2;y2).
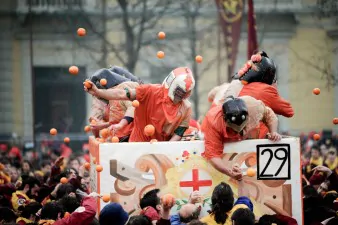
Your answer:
257;144;291;180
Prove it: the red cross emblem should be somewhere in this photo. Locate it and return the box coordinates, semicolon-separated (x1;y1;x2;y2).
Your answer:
179;169;212;191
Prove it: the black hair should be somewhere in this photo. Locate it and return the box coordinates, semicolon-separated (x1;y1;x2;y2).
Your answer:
20;202;42;219
19;177;40;198
257;214;281;225
40;202;64;220
0;207;17;223
189;220;207;225
126;215;152;225
59;195;80;213
41;160;51;168
303;185;319;198
311;145;320;151
327;217;338;225
22;160;33;171
139;189;160;210
56;183;76;199
210;182;234;224
231;208;255;225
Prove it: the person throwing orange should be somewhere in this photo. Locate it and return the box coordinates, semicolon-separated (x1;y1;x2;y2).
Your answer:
202;95;282;180
84;67;195;142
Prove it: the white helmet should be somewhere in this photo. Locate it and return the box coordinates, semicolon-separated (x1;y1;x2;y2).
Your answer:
163;67;195;102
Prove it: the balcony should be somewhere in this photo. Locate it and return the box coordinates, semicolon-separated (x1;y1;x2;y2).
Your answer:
16;0;98;14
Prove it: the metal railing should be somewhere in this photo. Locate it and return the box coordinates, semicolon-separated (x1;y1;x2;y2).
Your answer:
16;0;97;14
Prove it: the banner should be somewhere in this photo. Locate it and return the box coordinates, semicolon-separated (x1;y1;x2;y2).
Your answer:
215;0;244;77
247;0;258;58
89;137;303;224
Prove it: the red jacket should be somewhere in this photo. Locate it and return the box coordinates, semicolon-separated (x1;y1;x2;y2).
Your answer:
54;196;97;225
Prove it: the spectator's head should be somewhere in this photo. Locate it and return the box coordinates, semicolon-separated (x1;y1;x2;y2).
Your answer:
126;215;151;225
311;145;320;159
9;167;20;183
323;191;338;209
0;207;17;223
41;160;51;174
22;160;33;174
40;202;64;220
56;183;76;199
231;208;255;225
19;202;41;222
179;204;201;224
59;195;80;213
69;157;81;172
320;144;329;157
140;189;161;212
64;167;78;180
210;182;234;224
99;203;129;225
257;214;280;225
19;177;40;198
327;148;337;162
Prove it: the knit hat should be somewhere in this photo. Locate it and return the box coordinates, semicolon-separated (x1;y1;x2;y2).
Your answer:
99;203;129;225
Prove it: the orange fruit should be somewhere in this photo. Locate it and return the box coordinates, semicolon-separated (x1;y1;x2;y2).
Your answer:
157;51;165;59
0;163;5;171
96;165;103;172
144;125;155;136
333;118;338;125
77;28;86;36
313;133;321;141
84;81;92;89
241;80;248;85
84;125;91;132
100;79;107;86
50;128;57;136
64;137;70;143
150;139;158;143
69;66;79;75
93;157;97;164
161;193;175;207
132;100;140;108
195;55;203;63
313;88;320;95
99;138;105;143
101;128;109;139
102;194;110;203
158;31;166;40
84;162;90;170
112;136;119;143
60;177;68;184
247;168;256;177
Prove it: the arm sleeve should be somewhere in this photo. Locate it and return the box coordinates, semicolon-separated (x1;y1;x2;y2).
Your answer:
135;84;152;103
170;214;181;225
56;196;97;225
89;97;104;122
265;86;294;117
234;196;253;212
202;117;224;160
174;127;188;137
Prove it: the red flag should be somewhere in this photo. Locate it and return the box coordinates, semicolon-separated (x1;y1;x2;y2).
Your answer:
247;0;258;59
215;0;244;80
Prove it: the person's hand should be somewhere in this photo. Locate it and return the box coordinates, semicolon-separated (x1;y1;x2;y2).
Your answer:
23;184;30;194
90;123;108;131
78;165;85;178
15;180;22;189
230;165;243;181
51;183;61;197
83;80;99;96
267;132;282;142
109;123;123;134
189;191;203;204
55;156;64;167
88;192;101;198
312;165;333;177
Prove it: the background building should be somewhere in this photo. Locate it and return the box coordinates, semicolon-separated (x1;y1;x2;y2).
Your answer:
0;0;337;147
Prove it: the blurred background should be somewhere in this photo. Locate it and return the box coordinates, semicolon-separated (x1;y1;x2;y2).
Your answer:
0;0;337;155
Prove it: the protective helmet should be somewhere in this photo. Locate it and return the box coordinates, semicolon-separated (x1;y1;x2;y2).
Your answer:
222;96;248;133
233;51;277;85
163;67;195;102
90;68;130;89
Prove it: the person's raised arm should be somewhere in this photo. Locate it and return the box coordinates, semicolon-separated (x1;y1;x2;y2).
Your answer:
84;80;136;101
202;118;242;180
262;105;281;142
